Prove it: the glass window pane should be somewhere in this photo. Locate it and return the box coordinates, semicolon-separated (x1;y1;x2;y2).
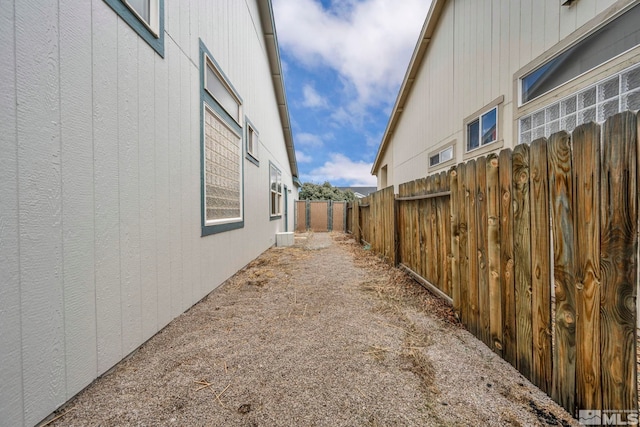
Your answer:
546;103;560;122
622;67;640;92
430;154;439;166
598;76;619;101
520;130;532;145
598;99;620;122
481;108;497;145
521;4;640;103
467;119;480;151
547;120;559;136
561;96;577;115
206;61;240;123
126;0;150;23
622;90;640;111
520;115;531;132
561;115;576;133
441;147;453;162
578;87;596;109
532;110;545;128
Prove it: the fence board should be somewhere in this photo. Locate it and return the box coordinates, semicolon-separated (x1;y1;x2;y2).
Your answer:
295;200;307;232
513;143;533;381
440;171;452;297
548;131;576;413
450;167;461;318
476;157;490;346
600;111;638;412
572;122;602;414
499;148;516;366
487;154;502;355
466;159;480;337
332;202;345;232
458;164;470;325
530;138;552;394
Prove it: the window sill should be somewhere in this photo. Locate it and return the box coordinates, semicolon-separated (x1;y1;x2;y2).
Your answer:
270;215;282;221
246;153;259;166
463;139;504;160
202;220;244;236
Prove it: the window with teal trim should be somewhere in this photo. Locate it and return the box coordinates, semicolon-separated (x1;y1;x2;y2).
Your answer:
270;163;282;219
200;40;245;236
103;0;164;57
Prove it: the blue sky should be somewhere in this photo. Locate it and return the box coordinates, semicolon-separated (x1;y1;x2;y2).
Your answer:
272;0;432;187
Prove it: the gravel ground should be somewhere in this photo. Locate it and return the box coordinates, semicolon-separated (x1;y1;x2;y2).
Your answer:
44;232;578;427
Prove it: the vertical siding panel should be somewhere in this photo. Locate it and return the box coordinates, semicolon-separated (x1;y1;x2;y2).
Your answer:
138;45;158;340
179;0;190;62
59;0;97;398
15;0;65;423
498;0;510;99
576;0;597;29
181;55;194;310
531;1;546;59
0;0;23;424
520;0;532;70
559;2;577;40
117;20;142;355
509;0;521;79
490;0;500;104
154;48;171;330
93;0;122;375
167;40;183;319
544;1;561;50
191;64;203;300
165;0;179;41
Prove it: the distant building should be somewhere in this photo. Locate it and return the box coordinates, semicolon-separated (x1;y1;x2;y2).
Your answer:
372;0;640;190
338;186;378;198
0;1;299;425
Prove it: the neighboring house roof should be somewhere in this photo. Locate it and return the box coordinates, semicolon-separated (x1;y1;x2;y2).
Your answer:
257;0;300;186
338;187;377;197
371;0;447;174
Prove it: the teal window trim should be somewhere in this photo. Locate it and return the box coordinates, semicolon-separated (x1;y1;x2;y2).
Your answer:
245;117;260;166
200;40;245;236
269;161;283;221
103;0;165;57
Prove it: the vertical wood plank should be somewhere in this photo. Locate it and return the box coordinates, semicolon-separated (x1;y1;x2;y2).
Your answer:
60;0;97;398
513;143;533;380
466;160;480;337
487;154;503;355
450;167;461;317
441;171;452;297
500;148;517;366
118;20;143;355
476;156;491;346
600;111;638;412
458;164;470;326
573;122;602;414
16;0;65;423
0;0;23;423
548;131;577;413
530;138;552;394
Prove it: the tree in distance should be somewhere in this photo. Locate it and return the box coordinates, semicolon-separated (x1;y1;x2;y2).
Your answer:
298;182;357;201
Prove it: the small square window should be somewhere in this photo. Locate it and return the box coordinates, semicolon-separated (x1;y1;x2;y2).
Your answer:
467;119;480;151
247;125;258;159
429;145;454;168
270;163;282;218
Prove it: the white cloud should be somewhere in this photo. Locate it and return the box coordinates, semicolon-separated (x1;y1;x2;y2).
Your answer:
296;132;325;148
305;153;377;186
273;0;431;110
302;84;329;108
296;150;313;163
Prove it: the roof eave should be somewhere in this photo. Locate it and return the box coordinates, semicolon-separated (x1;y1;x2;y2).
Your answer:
370;0;448;175
257;0;299;181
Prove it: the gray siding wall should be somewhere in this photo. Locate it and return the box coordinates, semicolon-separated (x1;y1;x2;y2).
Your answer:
383;0;633;190
0;1;296;425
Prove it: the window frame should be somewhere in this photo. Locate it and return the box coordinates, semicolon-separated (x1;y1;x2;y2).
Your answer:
245;118;259;166
427;143;456;172
270;162;283;219
199;40;245;236
103;0;164;57
462;96;504;160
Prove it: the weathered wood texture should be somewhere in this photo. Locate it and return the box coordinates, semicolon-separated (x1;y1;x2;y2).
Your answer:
600;112;638;413
547;131;576;412
295;200;307;232
354;112;639;419
396;176;451;295
572;122;601;414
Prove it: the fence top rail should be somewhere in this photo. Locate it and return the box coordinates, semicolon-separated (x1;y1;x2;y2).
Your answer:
396;191;451;201
359;203;370;208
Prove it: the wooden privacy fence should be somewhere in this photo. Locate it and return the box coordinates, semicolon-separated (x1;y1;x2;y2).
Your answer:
353;111;639;418
294;200;347;232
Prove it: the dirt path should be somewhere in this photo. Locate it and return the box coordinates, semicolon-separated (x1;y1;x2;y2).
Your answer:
47;233;578;426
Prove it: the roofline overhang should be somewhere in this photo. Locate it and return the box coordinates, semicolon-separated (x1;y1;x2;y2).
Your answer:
370;0;448;175
257;0;299;182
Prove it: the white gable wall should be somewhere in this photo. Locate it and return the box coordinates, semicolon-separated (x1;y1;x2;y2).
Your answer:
0;1;297;425
380;0;637;191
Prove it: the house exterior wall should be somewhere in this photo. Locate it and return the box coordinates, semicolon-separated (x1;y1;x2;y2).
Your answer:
375;0;638;191
0;1;297;425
